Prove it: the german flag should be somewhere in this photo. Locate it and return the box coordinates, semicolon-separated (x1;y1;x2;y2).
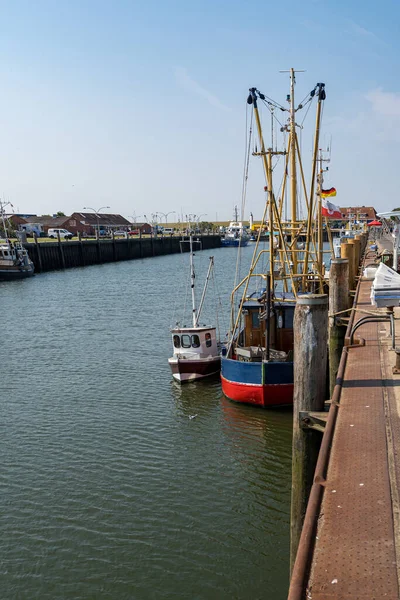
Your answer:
320;187;337;198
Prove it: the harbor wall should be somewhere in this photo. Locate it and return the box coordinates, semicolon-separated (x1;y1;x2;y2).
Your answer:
24;235;222;273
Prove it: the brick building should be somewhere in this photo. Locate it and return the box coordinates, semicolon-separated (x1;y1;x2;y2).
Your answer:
339;206;377;224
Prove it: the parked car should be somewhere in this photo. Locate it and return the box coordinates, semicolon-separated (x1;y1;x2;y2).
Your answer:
48;228;74;239
113;230;128;238
128;229;140;236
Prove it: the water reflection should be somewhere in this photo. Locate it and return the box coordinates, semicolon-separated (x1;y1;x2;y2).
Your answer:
171;375;221;417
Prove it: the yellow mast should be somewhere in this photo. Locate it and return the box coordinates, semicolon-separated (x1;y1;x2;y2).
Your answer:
317;149;323;273
279;68;305;282
303;83;325;279
289;68;297;230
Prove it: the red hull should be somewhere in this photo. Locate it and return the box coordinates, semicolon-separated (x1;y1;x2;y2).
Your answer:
221;375;293;408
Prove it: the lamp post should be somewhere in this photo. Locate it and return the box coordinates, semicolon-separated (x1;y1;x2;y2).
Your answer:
83;206;110;237
185;214;196;233
129;214;142;226
157;210;176;224
196;213;207;232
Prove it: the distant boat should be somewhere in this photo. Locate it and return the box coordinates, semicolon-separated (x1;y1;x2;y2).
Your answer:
221;206;250;247
0;201;34;281
0;240;34;281
168;236;220;383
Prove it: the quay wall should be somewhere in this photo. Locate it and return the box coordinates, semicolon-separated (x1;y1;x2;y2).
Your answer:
24;235;222;273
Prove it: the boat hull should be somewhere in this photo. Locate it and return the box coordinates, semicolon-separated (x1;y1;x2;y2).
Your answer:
221;356;293;407
0;265;35;281
221;238;249;247
169;356;221;383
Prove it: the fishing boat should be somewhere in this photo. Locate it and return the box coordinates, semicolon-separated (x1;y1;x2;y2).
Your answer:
221;70;331;408
0;240;34;280
168;236;220;383
221;206;250;247
0;201;34;281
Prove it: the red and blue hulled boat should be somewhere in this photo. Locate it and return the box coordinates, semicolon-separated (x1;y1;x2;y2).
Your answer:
221;78;329;408
221;291;295;408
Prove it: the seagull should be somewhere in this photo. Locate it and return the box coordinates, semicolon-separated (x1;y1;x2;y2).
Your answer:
189;414;198;420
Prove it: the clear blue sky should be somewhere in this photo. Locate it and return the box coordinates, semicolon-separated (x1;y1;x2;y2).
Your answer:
0;0;398;221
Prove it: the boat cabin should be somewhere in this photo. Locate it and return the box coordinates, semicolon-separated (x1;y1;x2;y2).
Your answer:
0;243;18;265
235;291;295;361
171;327;218;358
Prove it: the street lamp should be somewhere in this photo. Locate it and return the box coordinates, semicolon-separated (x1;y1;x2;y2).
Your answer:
196;213;207;226
157;210;176;224
83;206;110;237
129;214;143;225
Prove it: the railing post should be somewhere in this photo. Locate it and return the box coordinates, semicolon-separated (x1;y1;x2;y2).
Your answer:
291;294;328;573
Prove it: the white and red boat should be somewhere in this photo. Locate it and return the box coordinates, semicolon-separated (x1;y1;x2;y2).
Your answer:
168;326;220;383
168;237;220;383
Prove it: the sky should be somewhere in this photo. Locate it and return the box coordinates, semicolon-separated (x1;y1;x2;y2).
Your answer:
0;0;398;222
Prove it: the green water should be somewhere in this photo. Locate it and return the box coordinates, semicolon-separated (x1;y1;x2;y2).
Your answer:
0;246;292;599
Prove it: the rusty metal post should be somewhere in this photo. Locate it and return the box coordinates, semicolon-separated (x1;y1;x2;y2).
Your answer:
341;239;355;291
329;259;349;395
291;294;328;573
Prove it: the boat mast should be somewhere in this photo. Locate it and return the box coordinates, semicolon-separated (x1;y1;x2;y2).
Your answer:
196;256;214;325
317;149;323;272
303;83;325;279
280;68;304;278
189;234;197;328
289;68;297;228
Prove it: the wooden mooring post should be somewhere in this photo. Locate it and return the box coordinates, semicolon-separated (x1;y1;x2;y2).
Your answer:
33;233;43;272
291;294;328;573
57;230;65;269
329;259;349;396
341;239;355;291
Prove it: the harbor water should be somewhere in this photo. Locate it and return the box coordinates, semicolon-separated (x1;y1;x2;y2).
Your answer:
0;245;292;599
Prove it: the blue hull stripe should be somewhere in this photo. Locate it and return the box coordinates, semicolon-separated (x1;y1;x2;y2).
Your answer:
221;357;293;385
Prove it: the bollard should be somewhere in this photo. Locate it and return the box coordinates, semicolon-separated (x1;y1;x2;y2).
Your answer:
341;240;355;290
329;259;349;395
350;237;361;281
291;294;328;573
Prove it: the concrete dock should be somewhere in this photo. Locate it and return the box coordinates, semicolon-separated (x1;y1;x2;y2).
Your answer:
289;251;400;599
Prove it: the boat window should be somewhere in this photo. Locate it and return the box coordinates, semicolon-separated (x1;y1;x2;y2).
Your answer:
173;335;180;348
181;335;191;348
283;307;294;329
205;332;212;348
191;334;200;348
4;251;8;256
251;311;260;328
